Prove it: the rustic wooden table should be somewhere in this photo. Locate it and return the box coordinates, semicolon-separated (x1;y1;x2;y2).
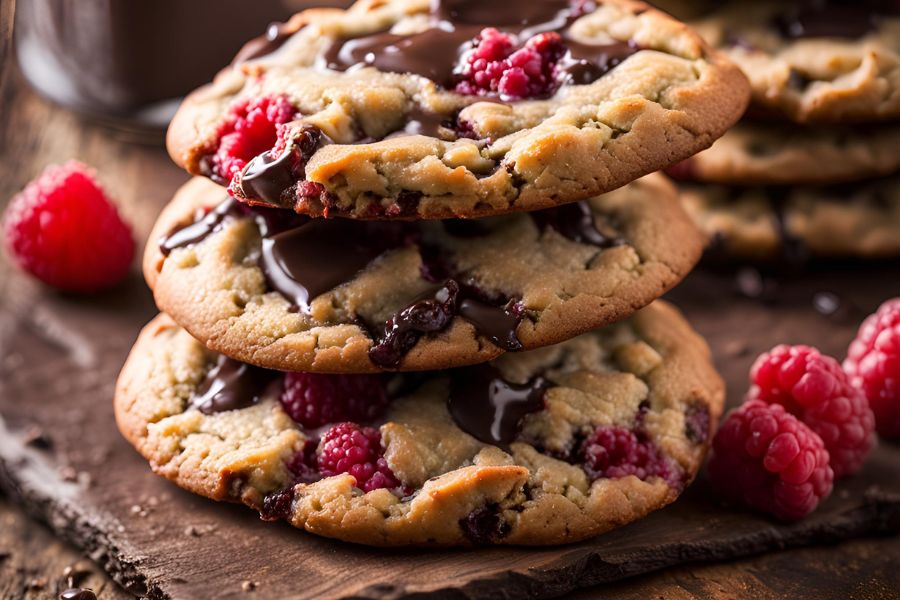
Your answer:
1;1;899;597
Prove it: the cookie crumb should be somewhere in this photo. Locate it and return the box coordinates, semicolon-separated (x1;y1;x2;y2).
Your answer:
60;466;78;482
22;425;53;449
27;577;48;590
241;580;259;592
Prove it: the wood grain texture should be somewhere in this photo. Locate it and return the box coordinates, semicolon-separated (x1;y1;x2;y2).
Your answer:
0;6;899;597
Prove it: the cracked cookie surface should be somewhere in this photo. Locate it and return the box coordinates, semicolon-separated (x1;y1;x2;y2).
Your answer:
679;175;900;260
654;0;900;123
115;303;724;546
167;0;748;219
145;175;702;373
669;120;900;185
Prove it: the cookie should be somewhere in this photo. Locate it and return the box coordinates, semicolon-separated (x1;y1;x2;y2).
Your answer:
657;0;900;123
144;174;702;373
679;175;900;260
115;303;724;546
669;120;900;185
166;0;748;219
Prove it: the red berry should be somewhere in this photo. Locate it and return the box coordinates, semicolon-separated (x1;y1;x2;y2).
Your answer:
708;400;833;521
580;425;680;487
317;422;399;492
2;161;134;293
845;298;900;438
748;344;875;478
454;28;564;99
280;372;389;429
210;95;297;181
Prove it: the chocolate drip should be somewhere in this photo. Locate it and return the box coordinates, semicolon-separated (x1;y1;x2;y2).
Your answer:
260;219;411;311
191;355;279;414
447;365;548;448
238;124;329;208
159;197;243;256
774;0;896;39
559;39;638;85
531;201;622;247
322;0;635;90
233;22;292;64
368;280;524;368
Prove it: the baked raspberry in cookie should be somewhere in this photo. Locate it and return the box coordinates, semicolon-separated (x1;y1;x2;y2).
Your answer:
167;0;748;219
114;302;724;546
144;174;702;373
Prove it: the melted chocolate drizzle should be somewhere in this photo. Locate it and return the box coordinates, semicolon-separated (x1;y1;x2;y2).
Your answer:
321;0;637;91
161;196;620;367
531;201;622;247
191;355;279;414
260;219;412;311
447;365;548;449
159;197;243;256
239;124;330;207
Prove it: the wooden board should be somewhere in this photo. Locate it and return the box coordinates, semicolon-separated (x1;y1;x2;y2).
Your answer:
1;20;899;599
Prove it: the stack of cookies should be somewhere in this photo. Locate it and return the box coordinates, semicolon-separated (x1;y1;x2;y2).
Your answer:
116;0;747;546
656;0;900;261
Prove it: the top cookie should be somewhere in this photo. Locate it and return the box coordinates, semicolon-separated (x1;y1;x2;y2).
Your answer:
167;0;748;219
659;0;900;124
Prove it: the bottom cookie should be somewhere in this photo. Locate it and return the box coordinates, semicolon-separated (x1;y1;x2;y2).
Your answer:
115;302;723;547
679;176;900;261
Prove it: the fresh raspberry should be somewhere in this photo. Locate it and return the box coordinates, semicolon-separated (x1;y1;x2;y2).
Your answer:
845;298;900;438
748;344;875;478
708;400;833;521
454;28;565;99
2;161;134;293
209;95;297;181
580;425;680;487
317;422;399;492
280;372;389;429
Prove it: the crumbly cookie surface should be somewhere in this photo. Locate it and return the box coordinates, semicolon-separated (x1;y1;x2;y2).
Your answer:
145;175;702;373
657;0;900;123
669;120;900;185
115;303;724;546
167;0;748;219
680;175;900;260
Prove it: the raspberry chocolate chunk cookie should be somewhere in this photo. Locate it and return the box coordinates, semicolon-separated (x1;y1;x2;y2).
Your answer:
680;175;900;261
115;303;724;546
166;0;748;219
668;120;900;185
658;0;900;123
145;174;702;373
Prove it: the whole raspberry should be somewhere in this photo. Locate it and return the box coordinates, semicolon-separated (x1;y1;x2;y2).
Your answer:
845;298;900;438
708;400;833;521
280;372;389;429
454;28;565;99
748;344;875;478
3;161;134;293
580;425;680;487
210;95;297;181
317;422;399;492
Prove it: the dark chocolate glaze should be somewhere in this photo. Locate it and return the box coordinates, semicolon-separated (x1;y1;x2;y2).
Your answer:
239;125;330;207
448;365;548;448
260;219;412;311
191;355;279;415
368;280;525;368
531;201;623;247
774;0;896;39
233;22;293;64
161;194;621;367
322;0;635;91
159;197;243;256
